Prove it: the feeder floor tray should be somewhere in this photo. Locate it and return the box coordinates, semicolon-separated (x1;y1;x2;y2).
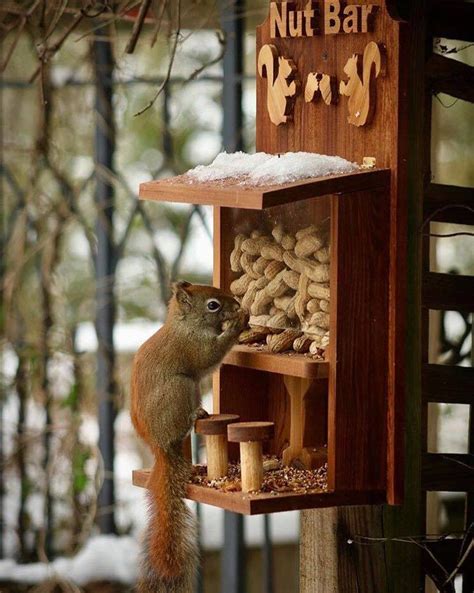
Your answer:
132;468;385;515
224;345;329;379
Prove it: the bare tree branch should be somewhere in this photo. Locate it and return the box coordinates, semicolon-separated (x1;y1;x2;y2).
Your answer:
134;0;181;116
125;0;153;54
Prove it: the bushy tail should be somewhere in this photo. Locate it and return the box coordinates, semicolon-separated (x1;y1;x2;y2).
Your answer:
137;443;198;593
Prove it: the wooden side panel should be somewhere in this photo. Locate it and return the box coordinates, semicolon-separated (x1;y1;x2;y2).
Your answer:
328;190;390;492
303;379;328;450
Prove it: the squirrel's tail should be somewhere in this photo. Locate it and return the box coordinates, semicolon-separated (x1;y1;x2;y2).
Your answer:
137;443;198;593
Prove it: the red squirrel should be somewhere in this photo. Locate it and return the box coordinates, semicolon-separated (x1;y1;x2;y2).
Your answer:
131;281;247;593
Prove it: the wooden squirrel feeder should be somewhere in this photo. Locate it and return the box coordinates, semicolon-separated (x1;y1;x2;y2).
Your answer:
195;414;240;479
133;0;408;514
228;422;275;492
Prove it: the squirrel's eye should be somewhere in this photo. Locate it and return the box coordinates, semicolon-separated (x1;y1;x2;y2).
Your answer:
206;299;221;312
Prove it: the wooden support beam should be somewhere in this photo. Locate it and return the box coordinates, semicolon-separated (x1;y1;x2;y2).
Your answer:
428;2;474;42
423;272;474;312
300;506;388;593
427;53;474;103
422;364;474;404
424;183;474;225
422;453;474;491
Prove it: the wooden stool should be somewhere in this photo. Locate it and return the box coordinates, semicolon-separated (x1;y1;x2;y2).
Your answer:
195;414;240;479
228;421;275;492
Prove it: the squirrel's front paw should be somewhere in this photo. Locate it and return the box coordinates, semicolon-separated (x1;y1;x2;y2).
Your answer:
222;309;249;333
194;407;209;421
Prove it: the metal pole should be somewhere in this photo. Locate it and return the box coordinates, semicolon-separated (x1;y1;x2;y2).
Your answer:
262;515;274;593
220;1;245;592
221;0;244;152
93;34;117;535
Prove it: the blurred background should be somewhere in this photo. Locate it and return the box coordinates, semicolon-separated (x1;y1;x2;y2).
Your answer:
0;1;472;592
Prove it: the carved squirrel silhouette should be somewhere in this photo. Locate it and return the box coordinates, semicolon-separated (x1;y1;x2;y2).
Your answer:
305;72;337;106
339;41;385;127
258;44;299;126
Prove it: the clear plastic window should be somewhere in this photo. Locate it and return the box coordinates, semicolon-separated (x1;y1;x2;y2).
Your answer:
225;198;331;357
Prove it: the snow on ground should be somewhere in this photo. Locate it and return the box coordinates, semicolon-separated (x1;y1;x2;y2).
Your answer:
75;320;161;353
0;535;139;585
186;151;358;185
0;513;300;585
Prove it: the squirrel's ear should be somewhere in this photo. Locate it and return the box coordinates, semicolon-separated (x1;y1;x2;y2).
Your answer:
172;281;192;310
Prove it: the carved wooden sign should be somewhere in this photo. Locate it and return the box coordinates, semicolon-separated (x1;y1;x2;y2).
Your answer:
270;1;378;38
258;1;389;127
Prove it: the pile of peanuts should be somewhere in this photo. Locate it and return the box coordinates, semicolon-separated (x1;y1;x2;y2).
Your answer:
229;223;330;355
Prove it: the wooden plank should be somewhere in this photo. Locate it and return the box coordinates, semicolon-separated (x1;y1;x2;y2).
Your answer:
223;345;329;380
328;190;390;494
422;453;474;491
132;469;385;514
139;169;391;210
422;363;474;404
427;53;474;103
428;2;474;42
423;272;474;312
424;183;474;225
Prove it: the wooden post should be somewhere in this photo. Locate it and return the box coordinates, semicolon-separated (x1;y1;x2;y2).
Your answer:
301;506;388;593
240;442;264;492
205;434;229;479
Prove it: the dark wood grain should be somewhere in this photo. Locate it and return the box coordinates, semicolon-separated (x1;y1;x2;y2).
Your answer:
303;378;328;451
423;272;474;312
328;189;390;493
422;364;474;404
422;453;474;491
139;169;390;210
424;183;474;225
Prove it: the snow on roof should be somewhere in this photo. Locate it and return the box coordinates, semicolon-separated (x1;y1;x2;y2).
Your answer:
186;151;358;185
